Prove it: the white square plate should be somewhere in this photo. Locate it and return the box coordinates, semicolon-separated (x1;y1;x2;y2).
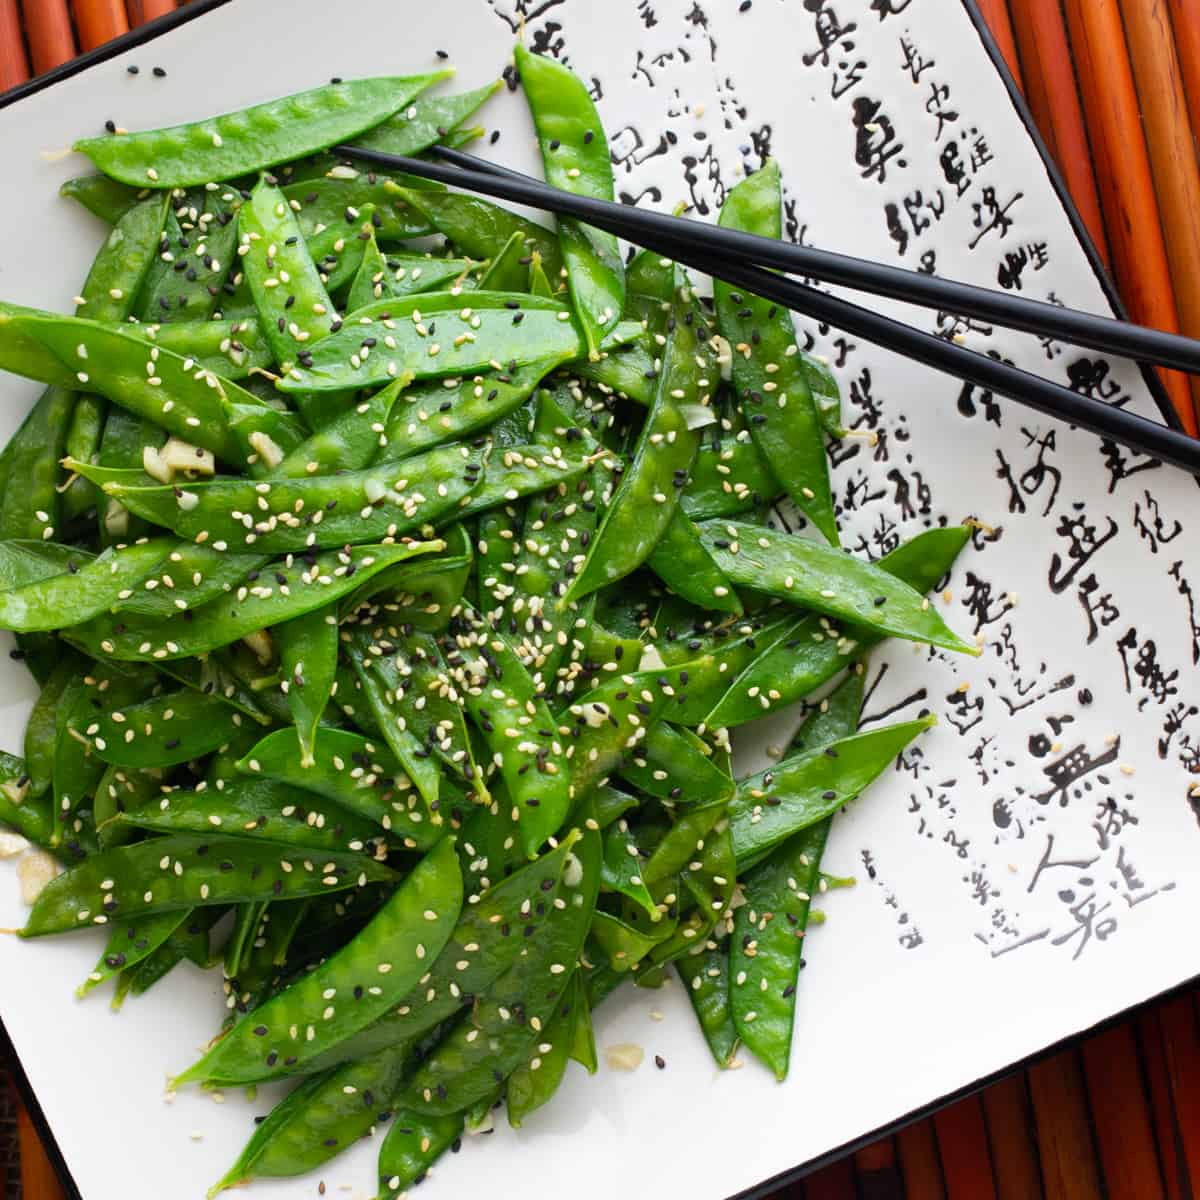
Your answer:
2;2;1198;1198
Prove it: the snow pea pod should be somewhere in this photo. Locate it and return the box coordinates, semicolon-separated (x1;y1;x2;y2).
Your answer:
83;688;249;768
74;74;450;188
352;78;501;157
275;604;338;768
618;722;732;807
66;542;439;661
119;906;223;1002
227;896;311;1011
276;373;406;478
398;823;599;1114
138;188;242;324
571;337;658;406
378;354;565;461
20;315;261;464
20;834;397;937
730;670;863;1079
0;385;73;542
239;177;336;366
344;626;449;809
676;937;738;1068
477;230;530;292
62;396;106;521
698;519;975;655
279;292;633;394
286;177;434;244
223;899;269;982
60;173;143;224
0;541;94;589
178;836;461;1087
681;433;780;522
77;446;475;552
730;717;933;870
704;525;971;727
377;1107;465;1196
134;316;274;380
77;908;190;1000
23;656;84;797
299;833;578;1076
348;235;476;311
76;193;170;324
516;44;624;359
0;539;171;632
156;652;275;727
647;509;743;616
558;668;675;805
392;186;563;279
0;754;63;855
441;606;571;856
208;1049;406;1194
715;161;838;544
111;543;268;618
238;726;443;851
565;276;711;601
93;763;160;849
506;968;590;1126
109;777;386;856
600;818;658;922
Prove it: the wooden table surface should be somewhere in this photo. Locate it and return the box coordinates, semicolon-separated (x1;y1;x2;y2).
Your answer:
2;1;1200;1198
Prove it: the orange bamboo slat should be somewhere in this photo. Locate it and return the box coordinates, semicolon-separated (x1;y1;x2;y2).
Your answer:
1027;1050;1104;1200
21;0;77;73
855;1137;903;1200
1137;1006;1189;1200
1118;0;1200;426
933;1094;998;1200
897;1118;947;1200
981;1072;1044;1200
974;0;1024;92
1062;0;1198;435
1157;993;1200;1189
1166;0;1200;142
136;0;179;21
1079;1024;1165;1200
14;1083;65;1200
0;0;29;89
71;0;128;48
1008;0;1110;269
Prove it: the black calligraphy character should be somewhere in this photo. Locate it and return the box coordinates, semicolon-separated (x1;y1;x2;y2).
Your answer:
1159;701;1198;759
918;249;937;275
1033;740;1120;807
832;336;856;368
1133;491;1182;554
903;188;946;238
831;57;868;99
1093;795;1139;849
886;467;930;520
1048;512;1119;594
940;140;970;197
961;570;1014;634
680;144;724;215
851;97;907;183
801;1;859;69
995;450;1026;513
899;35;935;83
1168;560;1200;665
925;82;959;141
965;869;999;906
527;21;565;57
969;134;995;172
489;0;567;34
1016;427;1062;516
637;0;658;27
997;247;1029;290
968;187;1022;250
885;203;909;256
1116;629;1179;709
1098;438;1161;493
1076;574;1120;645
849;367;882;428
1051;892;1117;961
959;380;1002;427
1067;356;1126;401
609;126;672;174
871;0;914;17
946;687;985;735
1027;832;1100;893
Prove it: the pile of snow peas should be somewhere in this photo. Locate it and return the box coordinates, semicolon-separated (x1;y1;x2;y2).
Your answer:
0;46;976;1196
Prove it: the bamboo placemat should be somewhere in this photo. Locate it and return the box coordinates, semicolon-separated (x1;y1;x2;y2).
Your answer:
2;2;1200;1198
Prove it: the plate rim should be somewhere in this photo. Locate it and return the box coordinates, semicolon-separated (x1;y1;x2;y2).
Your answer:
0;3;1191;1197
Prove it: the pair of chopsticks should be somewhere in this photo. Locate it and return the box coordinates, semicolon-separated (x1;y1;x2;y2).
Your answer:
332;141;1200;475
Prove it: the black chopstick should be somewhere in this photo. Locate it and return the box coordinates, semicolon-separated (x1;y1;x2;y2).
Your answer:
333;142;1200;376
332;142;1200;474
